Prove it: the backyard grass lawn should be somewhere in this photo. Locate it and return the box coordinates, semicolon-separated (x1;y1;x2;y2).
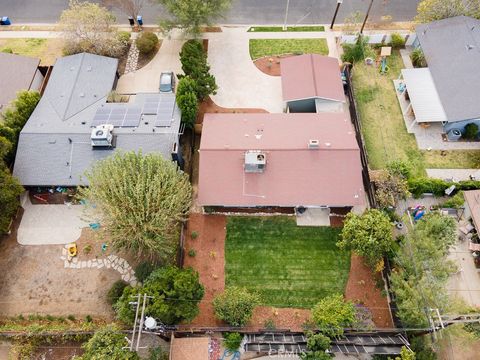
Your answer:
352;50;480;176
0;38;64;65
249;39;328;60
225;216;350;308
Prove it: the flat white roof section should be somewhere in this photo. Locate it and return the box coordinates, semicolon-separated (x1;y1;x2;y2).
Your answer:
401;68;448;123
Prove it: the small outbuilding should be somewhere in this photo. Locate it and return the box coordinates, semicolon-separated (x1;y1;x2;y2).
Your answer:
281;54;345;113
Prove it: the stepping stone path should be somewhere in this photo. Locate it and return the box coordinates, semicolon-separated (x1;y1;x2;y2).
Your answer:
124;38;140;74
60;247;137;286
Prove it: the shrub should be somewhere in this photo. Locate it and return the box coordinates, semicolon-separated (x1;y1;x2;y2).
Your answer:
341;36;375;63
213;286;261;326
177;76;198;98
390;33;405;49
191;230;199;239
188;249;196;257
107;280;129;305
386;160;412;179
311;294;356;337
264;318;276;330
1;48;13;53
134;261;156;283
136;32;159;55
411;48;427;68
85;315;93;323
464;123;479;140
442;191;465;209
177;91;199;128
223;332;243;352
407;177;451;197
117;31;131;45
67;315;76;321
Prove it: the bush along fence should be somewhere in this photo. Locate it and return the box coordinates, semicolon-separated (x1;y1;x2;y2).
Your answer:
408;177;480;198
344;64;377;208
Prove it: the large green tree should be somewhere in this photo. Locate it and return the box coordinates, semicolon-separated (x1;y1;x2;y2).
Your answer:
337;209;393;268
1;90;40;165
77;325;139;360
0;167;24;234
115;266;204;325
78;151;192;261
177;91;198;128
213;286;261;327
390;214;457;327
415;0;480;23
158;0;232;36
60;0;126;56
311;294;357;338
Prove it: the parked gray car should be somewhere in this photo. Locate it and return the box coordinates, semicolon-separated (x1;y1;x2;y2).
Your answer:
159;71;175;93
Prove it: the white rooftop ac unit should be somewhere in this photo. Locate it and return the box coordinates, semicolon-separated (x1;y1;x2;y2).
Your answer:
91;124;114;147
245;150;266;173
308;139;320;149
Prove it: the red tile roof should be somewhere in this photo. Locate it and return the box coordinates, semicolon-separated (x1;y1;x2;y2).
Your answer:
281;54;345;102
198;113;365;208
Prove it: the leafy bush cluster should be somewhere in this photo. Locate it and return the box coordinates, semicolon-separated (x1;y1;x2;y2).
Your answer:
410;48;427;68
114;266;204;325
0;91;39;234
213;286;260;326
223;332;243;351
408;177;480;197
341;36;375;63
390;213;457;327
136;32;159;55
464;123;479;140
389;33;405;49
311;294;357;338
107;280;128;305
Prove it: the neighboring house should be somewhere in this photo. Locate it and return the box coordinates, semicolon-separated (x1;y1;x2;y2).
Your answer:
0;53;44;112
13;52;182;187
396;16;480;138
198;113;365;216
281;54;345;113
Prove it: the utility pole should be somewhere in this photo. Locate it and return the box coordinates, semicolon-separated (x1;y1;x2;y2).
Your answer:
330;0;343;30
360;0;374;34
283;0;290;30
125;293;154;353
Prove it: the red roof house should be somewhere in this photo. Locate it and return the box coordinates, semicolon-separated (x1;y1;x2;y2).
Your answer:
198;113;365;209
281;54;345;113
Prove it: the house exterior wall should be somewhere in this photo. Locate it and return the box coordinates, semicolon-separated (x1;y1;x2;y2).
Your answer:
287;98;316;113
30;69;44;91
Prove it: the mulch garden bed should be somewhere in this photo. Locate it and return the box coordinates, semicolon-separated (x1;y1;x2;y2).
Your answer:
345;254;393;328
196;97;268;125
253;55;294;76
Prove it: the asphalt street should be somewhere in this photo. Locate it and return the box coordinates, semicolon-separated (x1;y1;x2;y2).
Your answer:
1;0;419;25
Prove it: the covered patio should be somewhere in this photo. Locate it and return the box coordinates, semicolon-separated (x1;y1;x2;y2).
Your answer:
394;68;447;134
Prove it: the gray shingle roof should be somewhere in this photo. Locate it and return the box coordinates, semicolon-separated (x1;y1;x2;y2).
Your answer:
13;53;181;186
416;16;480;122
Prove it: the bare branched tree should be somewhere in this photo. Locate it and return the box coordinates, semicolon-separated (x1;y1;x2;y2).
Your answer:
103;0;147;23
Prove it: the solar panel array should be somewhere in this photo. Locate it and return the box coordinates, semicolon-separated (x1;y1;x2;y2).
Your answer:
141;93;175;127
91;105;142;128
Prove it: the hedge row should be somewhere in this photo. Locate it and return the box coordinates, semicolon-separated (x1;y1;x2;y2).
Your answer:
408;177;480;197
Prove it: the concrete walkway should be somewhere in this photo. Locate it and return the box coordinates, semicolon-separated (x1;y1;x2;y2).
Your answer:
116;30;186;94
427;169;480;182
18;194;88;245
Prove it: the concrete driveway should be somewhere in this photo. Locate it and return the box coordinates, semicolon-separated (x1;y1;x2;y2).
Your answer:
206;27;283;112
116;30;186;94
18;194;88;245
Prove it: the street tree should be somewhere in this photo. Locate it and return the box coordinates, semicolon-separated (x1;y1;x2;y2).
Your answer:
115;266;204;325
311;294;356;337
78;151;192;261
157;0;232;36
103;0;147;24
77;325;139;359
415;0;480;23
60;0;126;57
337;209;393;268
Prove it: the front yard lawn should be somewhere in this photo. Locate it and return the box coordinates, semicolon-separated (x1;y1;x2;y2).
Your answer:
249;38;328;60
0;38;64;65
352;50;480;176
225;216;350;308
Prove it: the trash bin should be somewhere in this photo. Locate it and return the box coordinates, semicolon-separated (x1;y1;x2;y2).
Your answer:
128;16;134;26
137;15;143;26
1;17;11;26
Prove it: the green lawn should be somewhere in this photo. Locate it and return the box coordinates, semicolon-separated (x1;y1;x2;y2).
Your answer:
0;38;64;65
249;38;328;60
225;216;350;308
248;26;325;32
352;50;480;176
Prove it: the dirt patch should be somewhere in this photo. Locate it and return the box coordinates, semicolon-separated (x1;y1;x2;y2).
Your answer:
253;55;294;76
0;210;122;319
251;307;311;331
32;341;84;359
345;254;393;328
183;213;226;327
201;26;222;33
197;97;268;124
